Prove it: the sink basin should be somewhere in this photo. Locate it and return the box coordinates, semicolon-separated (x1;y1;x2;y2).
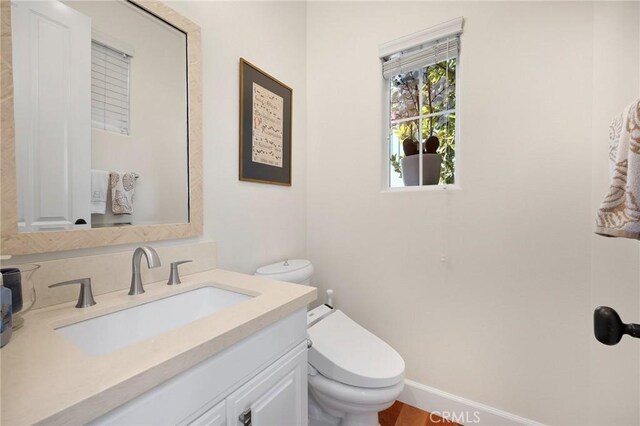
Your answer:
55;285;253;356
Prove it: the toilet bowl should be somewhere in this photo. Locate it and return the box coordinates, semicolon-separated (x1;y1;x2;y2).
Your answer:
255;260;405;426
308;373;405;426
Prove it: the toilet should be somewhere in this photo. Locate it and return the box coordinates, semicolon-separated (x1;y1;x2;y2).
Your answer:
255;260;405;426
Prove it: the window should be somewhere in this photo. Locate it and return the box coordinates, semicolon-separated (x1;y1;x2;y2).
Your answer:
380;18;462;188
91;40;131;135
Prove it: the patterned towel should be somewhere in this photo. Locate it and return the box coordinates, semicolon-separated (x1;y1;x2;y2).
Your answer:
596;99;640;238
110;172;137;215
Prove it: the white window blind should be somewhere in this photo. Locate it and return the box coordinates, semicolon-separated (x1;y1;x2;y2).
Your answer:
91;41;130;135
379;16;463;79
382;37;460;79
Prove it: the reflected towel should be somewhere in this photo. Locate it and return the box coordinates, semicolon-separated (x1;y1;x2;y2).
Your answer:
90;169;109;214
596;99;640;238
110;171;137;215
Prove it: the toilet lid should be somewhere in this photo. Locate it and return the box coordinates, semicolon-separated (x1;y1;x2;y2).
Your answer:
308;310;405;388
255;259;311;275
254;260;314;284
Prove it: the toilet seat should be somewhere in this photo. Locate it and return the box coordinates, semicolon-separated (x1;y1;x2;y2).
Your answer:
308;372;405;407
308;310;405;389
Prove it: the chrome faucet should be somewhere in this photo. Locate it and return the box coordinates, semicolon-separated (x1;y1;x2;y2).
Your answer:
129;246;161;295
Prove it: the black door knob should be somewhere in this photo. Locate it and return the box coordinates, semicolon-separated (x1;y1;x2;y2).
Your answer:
594;306;640;345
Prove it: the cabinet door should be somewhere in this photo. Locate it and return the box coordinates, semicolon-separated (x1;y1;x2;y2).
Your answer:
190;400;226;426
11;0;92;231
227;342;307;426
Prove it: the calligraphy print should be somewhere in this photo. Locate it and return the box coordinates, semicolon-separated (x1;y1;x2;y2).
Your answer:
252;83;284;168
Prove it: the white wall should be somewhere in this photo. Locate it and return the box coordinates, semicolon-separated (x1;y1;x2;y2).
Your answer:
166;1;308;274
65;1;189;227
306;2;639;425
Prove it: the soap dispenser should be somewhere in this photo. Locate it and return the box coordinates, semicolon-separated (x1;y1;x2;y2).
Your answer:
1;274;13;347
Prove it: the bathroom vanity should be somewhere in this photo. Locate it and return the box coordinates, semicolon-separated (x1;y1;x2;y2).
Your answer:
0;269;316;425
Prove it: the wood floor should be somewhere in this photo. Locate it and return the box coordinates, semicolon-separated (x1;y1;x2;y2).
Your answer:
379;401;460;426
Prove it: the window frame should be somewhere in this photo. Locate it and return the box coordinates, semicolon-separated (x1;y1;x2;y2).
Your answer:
379;18;463;192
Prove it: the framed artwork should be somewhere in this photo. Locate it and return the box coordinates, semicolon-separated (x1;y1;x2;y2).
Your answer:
239;58;293;186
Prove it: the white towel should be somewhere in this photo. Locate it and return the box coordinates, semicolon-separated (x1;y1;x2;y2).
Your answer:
596;99;640;238
90;169;109;214
110;171;137;215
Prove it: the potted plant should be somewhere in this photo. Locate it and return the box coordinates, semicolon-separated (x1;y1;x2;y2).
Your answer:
397;135;442;186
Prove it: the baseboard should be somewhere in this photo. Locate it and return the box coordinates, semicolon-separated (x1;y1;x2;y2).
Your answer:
397;379;544;426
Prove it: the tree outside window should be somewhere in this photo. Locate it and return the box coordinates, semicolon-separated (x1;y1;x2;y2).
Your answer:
389;58;456;186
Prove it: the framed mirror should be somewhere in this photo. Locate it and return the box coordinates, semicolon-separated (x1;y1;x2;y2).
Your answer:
1;0;202;255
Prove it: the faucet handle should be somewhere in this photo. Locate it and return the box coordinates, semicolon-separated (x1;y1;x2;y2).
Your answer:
167;260;192;285
49;278;96;308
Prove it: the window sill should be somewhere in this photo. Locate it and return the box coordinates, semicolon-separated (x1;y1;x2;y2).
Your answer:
380;184;461;194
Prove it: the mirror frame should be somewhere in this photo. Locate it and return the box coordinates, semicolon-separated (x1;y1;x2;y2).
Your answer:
0;0;202;255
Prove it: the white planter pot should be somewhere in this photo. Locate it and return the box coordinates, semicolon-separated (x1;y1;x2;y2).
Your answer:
400;154;442;186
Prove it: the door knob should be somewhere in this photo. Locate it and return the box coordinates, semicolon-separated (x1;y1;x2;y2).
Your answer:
594;306;640;345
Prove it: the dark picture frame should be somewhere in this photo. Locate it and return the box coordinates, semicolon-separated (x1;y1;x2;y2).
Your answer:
239;58;293;186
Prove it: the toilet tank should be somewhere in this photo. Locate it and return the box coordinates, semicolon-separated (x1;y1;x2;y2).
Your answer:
254;259;314;285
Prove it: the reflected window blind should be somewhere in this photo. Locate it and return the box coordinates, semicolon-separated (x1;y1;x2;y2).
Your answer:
382;36;459;79
91;41;130;135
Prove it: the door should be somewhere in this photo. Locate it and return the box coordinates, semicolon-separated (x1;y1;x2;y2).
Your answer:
226;342;307;426
11;0;91;231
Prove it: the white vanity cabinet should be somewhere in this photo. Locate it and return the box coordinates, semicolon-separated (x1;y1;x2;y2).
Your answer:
92;309;308;426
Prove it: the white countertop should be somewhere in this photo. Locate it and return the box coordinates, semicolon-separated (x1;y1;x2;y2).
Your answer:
0;269;316;425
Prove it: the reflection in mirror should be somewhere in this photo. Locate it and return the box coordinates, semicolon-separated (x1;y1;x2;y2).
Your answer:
11;0;189;232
